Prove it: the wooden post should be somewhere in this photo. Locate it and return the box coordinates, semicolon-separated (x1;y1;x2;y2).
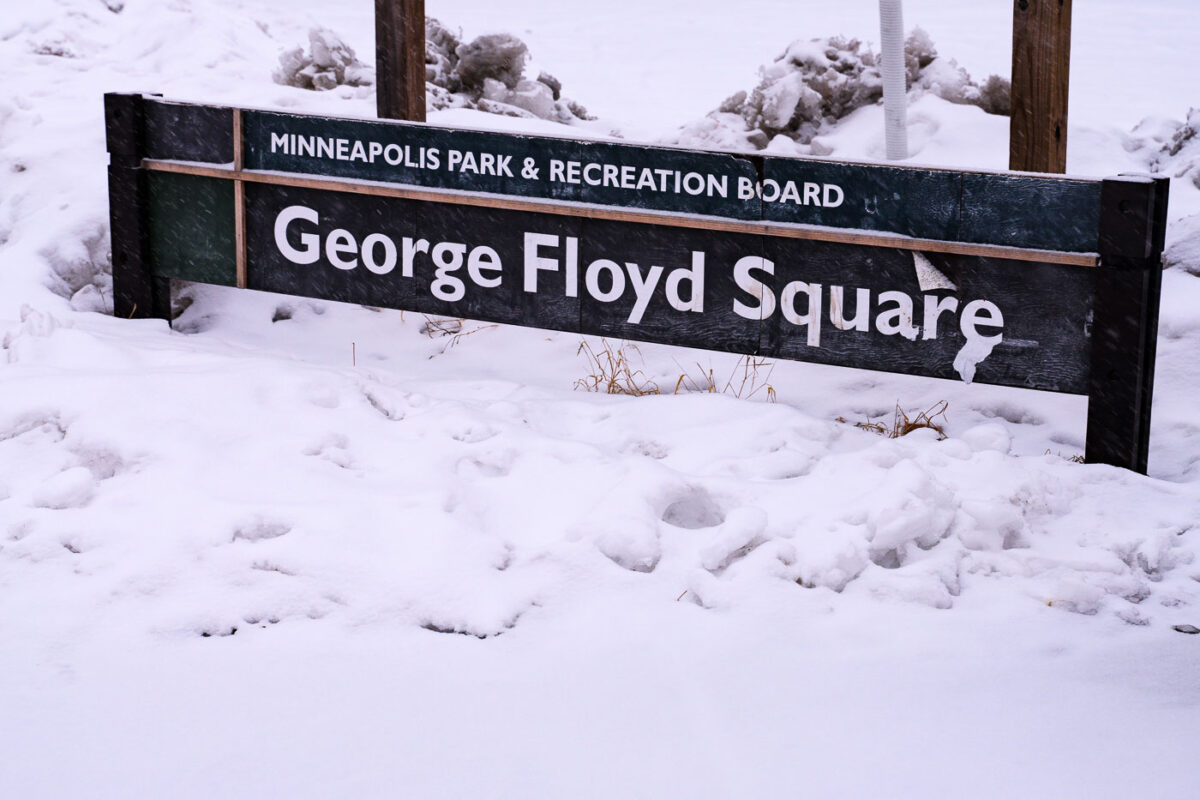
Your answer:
375;0;426;121
1009;0;1072;173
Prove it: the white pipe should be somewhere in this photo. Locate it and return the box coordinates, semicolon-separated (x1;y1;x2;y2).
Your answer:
879;0;908;160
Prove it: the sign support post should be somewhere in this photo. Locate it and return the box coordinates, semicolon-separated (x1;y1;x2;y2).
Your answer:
375;0;426;122
1009;0;1072;173
104;92;170;320
1085;175;1170;472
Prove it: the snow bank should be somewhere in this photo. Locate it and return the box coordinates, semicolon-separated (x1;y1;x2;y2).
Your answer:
273;19;594;124
671;29;1009;154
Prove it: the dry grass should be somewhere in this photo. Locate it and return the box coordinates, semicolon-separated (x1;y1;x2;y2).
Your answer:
838;400;950;440
673;355;777;402
421;316;464;337
574;339;778;402
574;339;661;396
421;315;498;357
1045;449;1086;464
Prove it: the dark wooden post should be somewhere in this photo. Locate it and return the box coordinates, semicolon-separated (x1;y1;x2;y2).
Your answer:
1009;0;1072;173
104;92;171;321
1085;175;1170;473
375;0;426;121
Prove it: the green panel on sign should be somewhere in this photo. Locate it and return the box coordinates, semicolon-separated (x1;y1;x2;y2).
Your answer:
146;172;236;286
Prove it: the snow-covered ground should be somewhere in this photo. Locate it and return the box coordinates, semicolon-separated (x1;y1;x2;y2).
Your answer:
1;1;1198;798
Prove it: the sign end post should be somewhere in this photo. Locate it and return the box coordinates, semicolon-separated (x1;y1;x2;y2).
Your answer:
104;92;171;323
1084;175;1170;474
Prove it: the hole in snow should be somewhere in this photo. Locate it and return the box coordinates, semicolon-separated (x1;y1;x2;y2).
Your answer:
251;560;296;576
232;519;292;543
662;489;725;529
869;546;904;569
421;612;522;639
603;551;659;573
199;626;238;638
422;622;492;639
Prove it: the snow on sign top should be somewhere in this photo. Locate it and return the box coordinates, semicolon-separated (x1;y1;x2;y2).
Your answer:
107;93;1170;473
132;96;1104;253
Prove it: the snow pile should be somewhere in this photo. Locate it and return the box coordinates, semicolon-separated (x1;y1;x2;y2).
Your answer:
1123;108;1200;273
673;29;1010;154
1160;110;1200;273
1164;107;1200;168
1124;108;1200;186
909;27;1010;116
274;28;374;92
40;222;113;314
426;20;594;122
274;18;593;124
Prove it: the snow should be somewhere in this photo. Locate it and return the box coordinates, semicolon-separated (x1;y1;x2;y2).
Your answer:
2;1;1200;798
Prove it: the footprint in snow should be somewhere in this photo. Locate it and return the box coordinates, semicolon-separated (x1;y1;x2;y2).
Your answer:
451;424;498;444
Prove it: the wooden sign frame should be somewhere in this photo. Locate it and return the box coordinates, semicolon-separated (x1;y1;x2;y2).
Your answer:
105;93;1169;473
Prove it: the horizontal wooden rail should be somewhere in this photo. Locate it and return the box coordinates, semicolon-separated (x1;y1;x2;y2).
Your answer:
142;158;1100;268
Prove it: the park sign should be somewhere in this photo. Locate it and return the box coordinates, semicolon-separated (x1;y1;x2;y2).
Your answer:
105;93;1168;473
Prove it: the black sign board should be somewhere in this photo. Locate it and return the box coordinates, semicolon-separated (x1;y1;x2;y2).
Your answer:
105;94;1169;473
